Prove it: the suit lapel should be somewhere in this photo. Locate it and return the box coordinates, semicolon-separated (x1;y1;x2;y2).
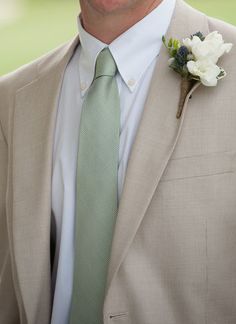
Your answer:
105;0;209;299
8;36;80;323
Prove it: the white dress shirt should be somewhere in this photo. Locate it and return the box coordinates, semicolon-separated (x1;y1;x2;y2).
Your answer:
51;0;176;322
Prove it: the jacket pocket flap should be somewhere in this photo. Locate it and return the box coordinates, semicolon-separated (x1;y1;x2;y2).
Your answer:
161;151;236;182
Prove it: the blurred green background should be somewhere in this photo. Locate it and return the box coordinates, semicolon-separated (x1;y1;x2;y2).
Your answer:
0;0;236;76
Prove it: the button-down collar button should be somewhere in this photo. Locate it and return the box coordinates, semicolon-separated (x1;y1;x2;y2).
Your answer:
80;82;87;91
128;78;136;87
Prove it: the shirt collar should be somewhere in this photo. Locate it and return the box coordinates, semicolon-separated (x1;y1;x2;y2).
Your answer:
77;0;176;96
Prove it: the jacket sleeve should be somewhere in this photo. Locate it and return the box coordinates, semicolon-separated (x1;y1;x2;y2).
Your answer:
0;81;20;323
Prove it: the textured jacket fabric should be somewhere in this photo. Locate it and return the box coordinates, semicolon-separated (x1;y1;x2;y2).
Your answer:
1;1;236;323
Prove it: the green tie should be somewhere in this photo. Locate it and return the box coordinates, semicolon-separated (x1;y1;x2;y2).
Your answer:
69;48;120;324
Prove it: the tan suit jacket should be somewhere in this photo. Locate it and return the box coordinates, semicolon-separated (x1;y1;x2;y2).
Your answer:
1;1;236;323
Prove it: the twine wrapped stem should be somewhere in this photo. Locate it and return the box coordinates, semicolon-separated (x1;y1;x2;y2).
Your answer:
176;78;197;119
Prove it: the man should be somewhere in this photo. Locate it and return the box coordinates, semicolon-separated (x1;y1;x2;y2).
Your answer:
1;0;236;323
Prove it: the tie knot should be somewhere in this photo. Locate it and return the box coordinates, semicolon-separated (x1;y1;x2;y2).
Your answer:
94;48;117;79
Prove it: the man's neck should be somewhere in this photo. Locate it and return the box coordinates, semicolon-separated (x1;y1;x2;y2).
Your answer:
80;0;163;44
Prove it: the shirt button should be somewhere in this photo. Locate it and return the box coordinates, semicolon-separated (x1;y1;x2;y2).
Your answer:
80;82;87;91
128;79;136;87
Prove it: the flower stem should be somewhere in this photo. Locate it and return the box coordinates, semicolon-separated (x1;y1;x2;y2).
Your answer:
176;78;196;119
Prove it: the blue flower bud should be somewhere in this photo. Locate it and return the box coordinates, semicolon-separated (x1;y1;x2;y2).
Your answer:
175;46;189;67
177;46;189;58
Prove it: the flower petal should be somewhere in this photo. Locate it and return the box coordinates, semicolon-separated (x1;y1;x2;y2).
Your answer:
183;36;201;51
222;43;233;53
205;31;223;43
187;59;221;87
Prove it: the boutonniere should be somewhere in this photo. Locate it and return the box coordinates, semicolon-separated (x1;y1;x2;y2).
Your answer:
162;31;233;119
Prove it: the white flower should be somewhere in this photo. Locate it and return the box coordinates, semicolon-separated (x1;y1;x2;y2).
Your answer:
187;59;222;86
183;31;233;64
183;35;201;50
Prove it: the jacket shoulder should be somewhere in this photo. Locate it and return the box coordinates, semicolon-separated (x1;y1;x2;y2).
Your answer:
207;16;236;42
0;37;78;140
0;38;75;93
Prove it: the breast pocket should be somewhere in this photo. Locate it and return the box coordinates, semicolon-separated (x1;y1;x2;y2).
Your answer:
160;150;236;182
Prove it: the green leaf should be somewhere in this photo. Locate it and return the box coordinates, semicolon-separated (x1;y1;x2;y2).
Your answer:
170;49;178;58
173;39;181;50
168;38;173;48
217;69;226;79
191;31;205;41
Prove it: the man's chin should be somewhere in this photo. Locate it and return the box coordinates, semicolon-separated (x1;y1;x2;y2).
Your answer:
85;0;135;15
